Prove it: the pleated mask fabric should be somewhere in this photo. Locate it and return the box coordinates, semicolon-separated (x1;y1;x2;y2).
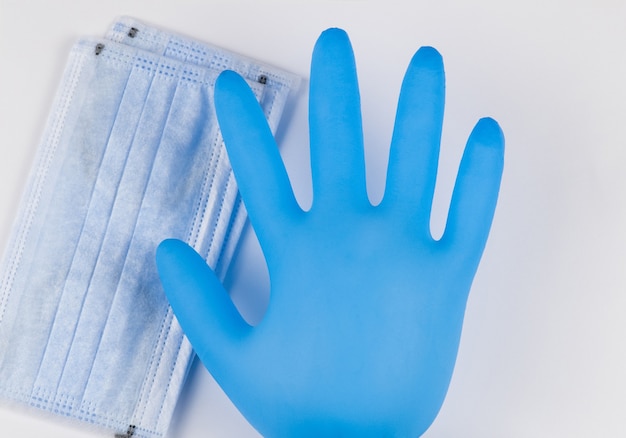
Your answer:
0;18;299;438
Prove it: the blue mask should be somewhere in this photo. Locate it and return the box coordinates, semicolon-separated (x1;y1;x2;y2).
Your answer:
0;17;298;438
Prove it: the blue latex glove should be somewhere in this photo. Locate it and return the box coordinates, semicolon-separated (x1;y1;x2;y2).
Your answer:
157;28;504;437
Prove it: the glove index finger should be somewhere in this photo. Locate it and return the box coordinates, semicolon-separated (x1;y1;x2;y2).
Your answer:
215;71;300;251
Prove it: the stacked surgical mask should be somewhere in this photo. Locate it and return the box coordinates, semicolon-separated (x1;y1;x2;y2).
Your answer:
0;17;299;438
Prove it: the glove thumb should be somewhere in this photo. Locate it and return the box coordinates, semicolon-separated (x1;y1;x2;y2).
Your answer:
156;239;251;374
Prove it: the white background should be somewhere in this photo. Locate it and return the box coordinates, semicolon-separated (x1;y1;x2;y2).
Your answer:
1;1;625;437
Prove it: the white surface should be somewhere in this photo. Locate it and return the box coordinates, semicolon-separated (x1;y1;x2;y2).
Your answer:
1;1;626;437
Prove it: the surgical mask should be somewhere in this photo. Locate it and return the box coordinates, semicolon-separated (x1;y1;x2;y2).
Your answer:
0;17;299;438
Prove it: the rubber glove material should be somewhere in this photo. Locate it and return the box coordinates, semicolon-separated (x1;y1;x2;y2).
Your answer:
157;28;504;437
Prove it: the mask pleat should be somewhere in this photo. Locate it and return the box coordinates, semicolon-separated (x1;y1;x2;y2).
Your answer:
53;60;180;411
74;73;216;420
30;58;154;411
0;49;130;403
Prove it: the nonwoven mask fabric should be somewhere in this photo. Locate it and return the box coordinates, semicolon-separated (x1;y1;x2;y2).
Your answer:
0;17;299;438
